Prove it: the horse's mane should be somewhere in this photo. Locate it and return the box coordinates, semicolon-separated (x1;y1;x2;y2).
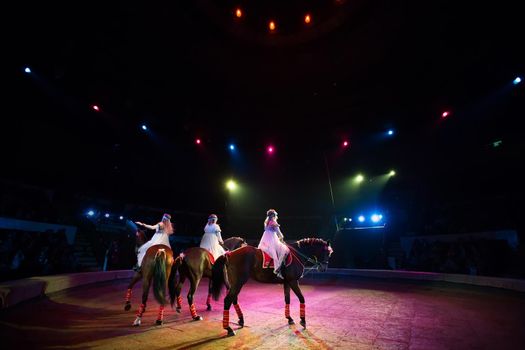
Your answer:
296;238;328;247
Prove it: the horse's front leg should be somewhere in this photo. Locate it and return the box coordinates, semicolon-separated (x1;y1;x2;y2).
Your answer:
233;295;244;328
283;282;294;325
124;271;141;311
206;279;213;311
289;280;306;329
174;274;185;313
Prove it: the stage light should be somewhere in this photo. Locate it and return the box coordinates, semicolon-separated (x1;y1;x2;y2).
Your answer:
119;216;124;220
343;217;348;222
513;77;522;85
267;145;274;154
141;124;147;131
92;105;100;112
87;210;95;217
196;138;201;145
304;14;311;24
358;215;365;222
371;214;382;223
441;111;450;118
235;8;242;18
493;140;502;148
24;67;31;73
389;170;396;176
104;213;110;218
343;140;349;147
226;179;237;191
388;129;394;136
355;174;364;183
229;144;235;151
269;21;276;31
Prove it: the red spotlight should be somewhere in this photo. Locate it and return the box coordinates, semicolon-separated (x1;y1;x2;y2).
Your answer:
441;111;450;118
269;21;276;32
304;14;311;24
343;140;349;148
267;145;274;154
235;8;242;18
195;138;201;145
92;105;100;112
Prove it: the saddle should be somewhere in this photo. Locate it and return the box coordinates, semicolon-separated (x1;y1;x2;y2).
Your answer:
261;251;293;269
206;251;215;265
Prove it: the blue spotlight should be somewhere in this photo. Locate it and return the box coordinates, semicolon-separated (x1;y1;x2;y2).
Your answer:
141;124;148;131
119;216;124;220
229;144;235;151
104;213;110;218
513;77;522;85
343;217;348;222
358;215;365;222
24;67;31;74
387;129;394;136
87;210;95;217
371;214;382;223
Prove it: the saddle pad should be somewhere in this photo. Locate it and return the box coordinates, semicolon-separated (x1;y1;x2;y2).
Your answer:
262;251;292;269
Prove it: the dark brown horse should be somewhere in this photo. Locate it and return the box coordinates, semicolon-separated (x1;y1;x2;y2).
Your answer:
211;238;333;336
168;237;247;321
130;241;174;326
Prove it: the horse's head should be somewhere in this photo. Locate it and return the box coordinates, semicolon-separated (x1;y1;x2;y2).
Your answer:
296;238;333;272
135;229;148;247
223;236;247;251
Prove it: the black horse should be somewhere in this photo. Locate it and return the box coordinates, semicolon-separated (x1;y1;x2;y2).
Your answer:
168;237;247;320
211;238;333;336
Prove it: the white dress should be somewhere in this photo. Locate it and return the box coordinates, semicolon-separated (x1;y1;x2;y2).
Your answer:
199;223;225;260
137;224;171;267
258;220;290;273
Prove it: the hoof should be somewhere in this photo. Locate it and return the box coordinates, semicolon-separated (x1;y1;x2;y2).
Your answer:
206;304;212;311
225;327;236;336
124;303;131;311
193;316;203;321
132;317;141;327
238;318;244;328
287;317;295;325
300;319;306;329
155;319;163;326
176;307;181;313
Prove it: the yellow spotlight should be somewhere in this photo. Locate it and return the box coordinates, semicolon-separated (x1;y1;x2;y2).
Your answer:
355;174;365;183
269;21;276;31
226;180;237;191
235;8;242;18
304;14;311;24
389;170;396;176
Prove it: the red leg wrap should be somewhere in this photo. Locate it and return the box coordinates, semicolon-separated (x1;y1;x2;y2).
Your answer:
300;303;305;319
234;304;243;319
190;304;198;318
285;303;290;318
125;289;132;302
157;305;165;321
176;296;183;308
137;303;146;317
223;310;230;329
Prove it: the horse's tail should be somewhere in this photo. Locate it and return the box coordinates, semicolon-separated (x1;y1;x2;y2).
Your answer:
211;254;229;301
168;254;183;307
153;249;168;305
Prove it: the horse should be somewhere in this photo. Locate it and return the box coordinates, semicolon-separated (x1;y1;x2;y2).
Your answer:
168;236;247;321
124;228;148;311
211;238;333;336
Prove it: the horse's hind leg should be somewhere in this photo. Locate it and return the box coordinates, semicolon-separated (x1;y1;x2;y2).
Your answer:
174;274;185;313
288;280;306;329
232;295;244;328
133;278;151;327
187;276;202;321
283;282;294;325
124;271;141;311
223;285;242;336
206;279;213;311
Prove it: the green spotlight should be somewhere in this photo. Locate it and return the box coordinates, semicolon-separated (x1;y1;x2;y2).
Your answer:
355;174;365;183
389;170;396;176
226;179;237;191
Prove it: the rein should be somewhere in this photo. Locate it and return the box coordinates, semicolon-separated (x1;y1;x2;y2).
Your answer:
286;243;324;277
